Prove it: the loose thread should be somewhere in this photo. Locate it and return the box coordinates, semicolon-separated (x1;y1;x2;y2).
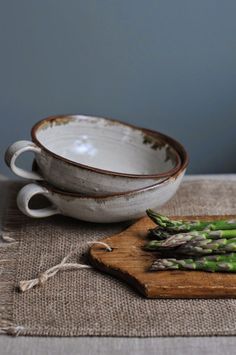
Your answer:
0;228;16;243
87;241;112;251
19;241;112;292
0;325;25;336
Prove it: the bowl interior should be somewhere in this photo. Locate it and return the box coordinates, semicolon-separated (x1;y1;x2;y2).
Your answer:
33;116;179;176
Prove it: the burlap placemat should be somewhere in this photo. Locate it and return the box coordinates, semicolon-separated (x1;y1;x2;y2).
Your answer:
1;179;236;337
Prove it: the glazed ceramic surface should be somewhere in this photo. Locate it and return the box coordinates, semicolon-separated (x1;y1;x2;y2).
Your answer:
5;115;183;195
17;170;185;223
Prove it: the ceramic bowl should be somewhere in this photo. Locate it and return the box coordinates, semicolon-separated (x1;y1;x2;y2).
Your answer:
16;165;186;223
5;115;182;195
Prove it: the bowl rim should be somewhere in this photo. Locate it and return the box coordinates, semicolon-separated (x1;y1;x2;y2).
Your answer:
38;174;181;200
32;158;186;199
31;114;183;179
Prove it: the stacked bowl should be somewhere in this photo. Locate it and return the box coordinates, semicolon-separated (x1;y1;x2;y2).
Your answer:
5;115;188;223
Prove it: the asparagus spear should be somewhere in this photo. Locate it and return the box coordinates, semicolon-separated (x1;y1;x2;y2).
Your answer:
146;236;236;255
150;254;236;272
178;238;236;255
146;231;206;249
146;209;236;232
148;228;236;242
146;230;236;249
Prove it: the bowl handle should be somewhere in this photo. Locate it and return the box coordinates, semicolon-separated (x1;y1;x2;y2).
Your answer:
5;140;44;180
17;183;59;218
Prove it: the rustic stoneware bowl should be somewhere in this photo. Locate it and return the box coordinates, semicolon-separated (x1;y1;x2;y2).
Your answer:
5;115;182;195
16;166;186;223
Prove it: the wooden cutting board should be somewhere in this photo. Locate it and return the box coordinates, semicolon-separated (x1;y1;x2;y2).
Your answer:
89;215;236;298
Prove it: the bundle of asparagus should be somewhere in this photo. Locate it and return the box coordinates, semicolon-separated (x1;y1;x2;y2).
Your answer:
145;210;236;272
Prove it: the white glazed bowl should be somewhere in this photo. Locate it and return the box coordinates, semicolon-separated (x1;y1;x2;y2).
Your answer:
16;168;186;223
5;115;183;195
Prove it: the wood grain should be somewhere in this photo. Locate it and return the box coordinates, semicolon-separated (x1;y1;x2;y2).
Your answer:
89;215;236;298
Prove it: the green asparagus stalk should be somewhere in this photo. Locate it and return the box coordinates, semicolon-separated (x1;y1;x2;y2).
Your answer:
146;209;236;232
146;236;236;255
178;238;236;256
146;230;236;249
150;253;236;272
146;231;206;249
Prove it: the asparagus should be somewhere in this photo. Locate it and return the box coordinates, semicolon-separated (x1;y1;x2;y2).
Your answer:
146;235;236;255
146;230;236;249
178;238;236;255
146;232;206;249
150;253;236;272
146;209;236;232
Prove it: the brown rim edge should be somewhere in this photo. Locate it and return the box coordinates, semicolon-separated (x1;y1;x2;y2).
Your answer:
143;127;189;172
31;114;185;179
39;174;182;199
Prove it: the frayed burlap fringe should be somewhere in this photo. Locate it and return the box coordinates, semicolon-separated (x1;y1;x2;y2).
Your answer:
0;182;22;336
0;241;22;335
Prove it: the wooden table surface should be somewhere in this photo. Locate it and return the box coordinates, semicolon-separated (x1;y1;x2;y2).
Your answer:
1;174;236;355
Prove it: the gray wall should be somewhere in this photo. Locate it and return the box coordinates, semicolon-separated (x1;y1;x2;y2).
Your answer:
1;0;236;177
